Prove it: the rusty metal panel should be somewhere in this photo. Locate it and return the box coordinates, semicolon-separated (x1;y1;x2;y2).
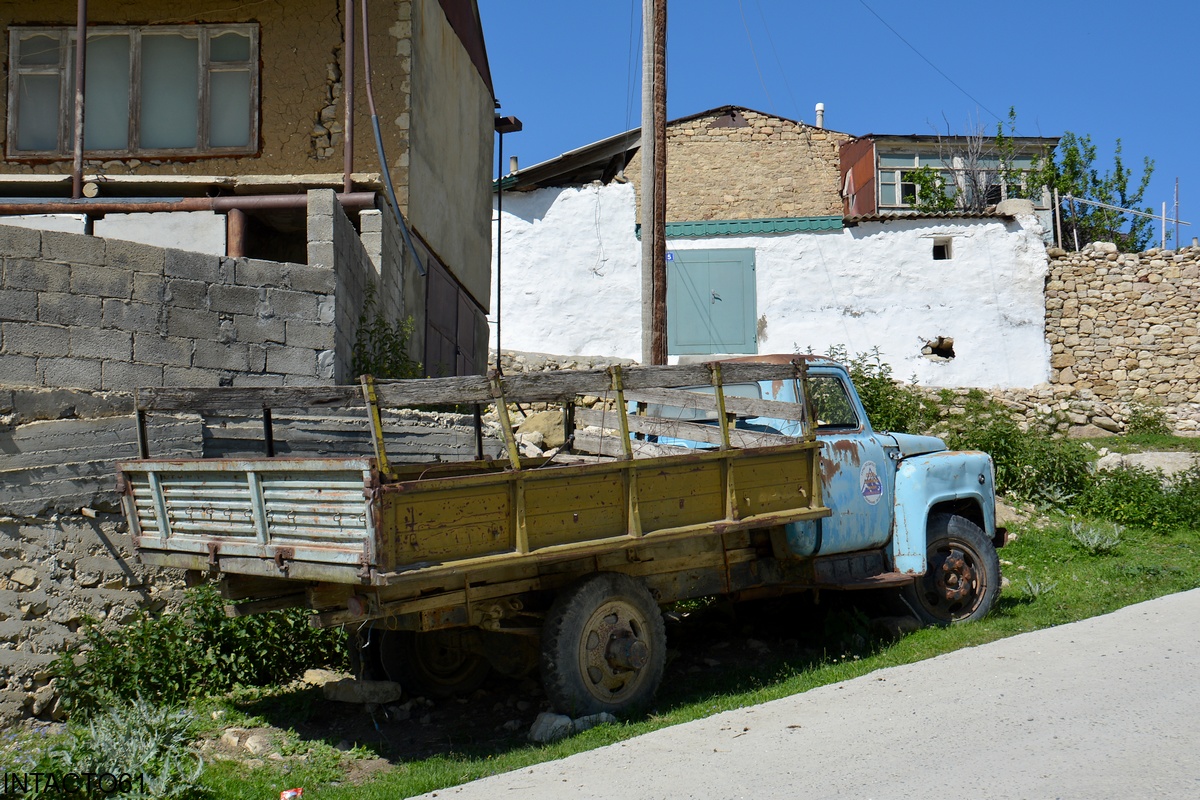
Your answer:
523;470;626;549
840;137;877;217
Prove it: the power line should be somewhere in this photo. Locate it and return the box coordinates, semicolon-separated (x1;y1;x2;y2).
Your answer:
855;0;1001;122
737;0;775;114
624;0;641;133
754;0;801;122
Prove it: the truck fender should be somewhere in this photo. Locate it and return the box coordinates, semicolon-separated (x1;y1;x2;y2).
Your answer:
889;451;997;575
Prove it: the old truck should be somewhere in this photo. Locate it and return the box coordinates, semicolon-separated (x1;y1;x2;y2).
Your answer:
117;356;1002;715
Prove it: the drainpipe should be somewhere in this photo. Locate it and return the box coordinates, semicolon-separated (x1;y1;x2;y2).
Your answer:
71;0;87;200
226;208;248;257
343;0;355;194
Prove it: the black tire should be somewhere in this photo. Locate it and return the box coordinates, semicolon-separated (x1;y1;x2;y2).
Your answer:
378;630;491;698
540;572;667;717
903;513;1000;626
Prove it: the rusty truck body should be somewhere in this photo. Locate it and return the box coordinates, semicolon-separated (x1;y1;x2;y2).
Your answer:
117;356;1002;715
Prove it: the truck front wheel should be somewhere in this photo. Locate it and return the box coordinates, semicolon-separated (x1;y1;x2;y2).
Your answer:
903;513;1000;625
540;572;666;717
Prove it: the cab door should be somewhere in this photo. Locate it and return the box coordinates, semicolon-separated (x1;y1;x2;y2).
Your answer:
782;368;894;556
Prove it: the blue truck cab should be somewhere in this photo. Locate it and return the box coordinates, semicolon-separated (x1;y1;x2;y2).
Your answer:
648;354;1003;624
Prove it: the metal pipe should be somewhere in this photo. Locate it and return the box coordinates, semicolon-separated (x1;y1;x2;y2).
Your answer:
343;0;355;195
0;191;377;216
71;0;87;199
226;207;248;257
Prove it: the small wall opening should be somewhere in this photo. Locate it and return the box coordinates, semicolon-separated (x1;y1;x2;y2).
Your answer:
932;237;953;260
922;336;955;361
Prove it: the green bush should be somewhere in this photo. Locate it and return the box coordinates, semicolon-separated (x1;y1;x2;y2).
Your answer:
52;585;346;718
823;346;936;434
1076;464;1200;530
1125;400;1170;436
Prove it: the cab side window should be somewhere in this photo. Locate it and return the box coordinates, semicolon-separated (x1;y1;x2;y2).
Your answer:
809;376;859;430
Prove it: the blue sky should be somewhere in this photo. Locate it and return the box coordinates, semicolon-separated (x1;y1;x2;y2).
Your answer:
480;0;1196;245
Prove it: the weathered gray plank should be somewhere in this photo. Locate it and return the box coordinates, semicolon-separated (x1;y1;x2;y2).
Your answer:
571;430;691;459
574;408;794;449
623;388;809;422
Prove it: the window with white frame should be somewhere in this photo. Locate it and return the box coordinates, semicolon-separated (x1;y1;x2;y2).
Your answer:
8;24;259;158
877;153;953;208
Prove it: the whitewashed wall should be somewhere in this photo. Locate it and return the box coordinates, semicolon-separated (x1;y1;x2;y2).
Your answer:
492;185;1050;388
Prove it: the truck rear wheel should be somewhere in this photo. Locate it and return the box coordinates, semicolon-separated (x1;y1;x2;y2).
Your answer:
540;572;666;717
378;630;491;698
903;513;1000;626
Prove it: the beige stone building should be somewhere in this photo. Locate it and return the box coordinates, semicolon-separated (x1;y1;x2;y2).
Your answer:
1;0;495;376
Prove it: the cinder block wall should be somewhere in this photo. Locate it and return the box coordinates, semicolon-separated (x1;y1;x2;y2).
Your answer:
0;216;348;390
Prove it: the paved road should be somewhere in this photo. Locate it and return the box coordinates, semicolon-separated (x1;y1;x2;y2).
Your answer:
422;589;1200;800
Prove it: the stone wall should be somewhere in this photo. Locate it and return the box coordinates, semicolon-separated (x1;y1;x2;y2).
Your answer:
1046;242;1200;432
626;108;851;222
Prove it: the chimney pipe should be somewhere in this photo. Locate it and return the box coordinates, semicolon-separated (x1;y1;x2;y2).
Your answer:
509;155;518;175
814;102;825;129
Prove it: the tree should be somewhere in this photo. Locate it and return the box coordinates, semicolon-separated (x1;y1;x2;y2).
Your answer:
911;108;1035;214
1028;132;1156;252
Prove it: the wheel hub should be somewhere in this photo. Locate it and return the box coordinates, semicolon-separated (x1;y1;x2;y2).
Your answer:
605;633;650;670
578;601;651;702
937;548;974;603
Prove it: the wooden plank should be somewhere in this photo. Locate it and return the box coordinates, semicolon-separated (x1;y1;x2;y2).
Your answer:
135;362;804;412
575;408;794;449
624;388;808;423
572;431;691;459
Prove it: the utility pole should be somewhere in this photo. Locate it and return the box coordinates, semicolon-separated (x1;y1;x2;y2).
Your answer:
640;0;668;364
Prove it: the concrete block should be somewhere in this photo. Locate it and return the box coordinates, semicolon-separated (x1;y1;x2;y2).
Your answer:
166;306;220;341
267;289;320;320
229;314;284;344
359;210;383;234
131;273;167;304
307;241;334;268
101;360;163;390
105;238;165;274
163;365;229;387
232;371;284;386
307;213;335;243
0;355;39;386
2;323;69;356
317;348;337;380
164;248;220;283
284;319;335;350
318;295;336;324
101;299;163;334
39;357;103;389
42;230;105;266
232;258;287;288
264;345;317;376
0;289;39;322
282;372;325;386
133;333;194;367
70;328;133;360
71;263;132;299
164;278;210;309
3;259;68;293
218;257;237;285
37;292;103;327
0;225;41;259
209;284;261;316
286;264;336;294
306;188;337;218
193;342;254;372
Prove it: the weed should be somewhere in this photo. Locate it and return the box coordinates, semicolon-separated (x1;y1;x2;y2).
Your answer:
1125;400;1170;436
1020;576;1058;599
52;585;346;719
821;346;937;434
1069;520;1123;555
352;284;421;379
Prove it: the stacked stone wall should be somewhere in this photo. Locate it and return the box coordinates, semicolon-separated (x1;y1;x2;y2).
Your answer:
626;109;850;222
1045;242;1200;432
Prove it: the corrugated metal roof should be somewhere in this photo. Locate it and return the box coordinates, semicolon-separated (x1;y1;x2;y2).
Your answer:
635;216;843;239
844;211;1013;225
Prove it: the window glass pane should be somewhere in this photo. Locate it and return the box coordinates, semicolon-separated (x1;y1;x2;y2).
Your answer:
900;182;917;204
84;34;131;151
210;32;250;62
18;34;62;66
209;70;251;147
879;181;896;206
15;74;60;151
878;153;916;168
140;34;198;149
810;377;858;429
916;155;945;169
